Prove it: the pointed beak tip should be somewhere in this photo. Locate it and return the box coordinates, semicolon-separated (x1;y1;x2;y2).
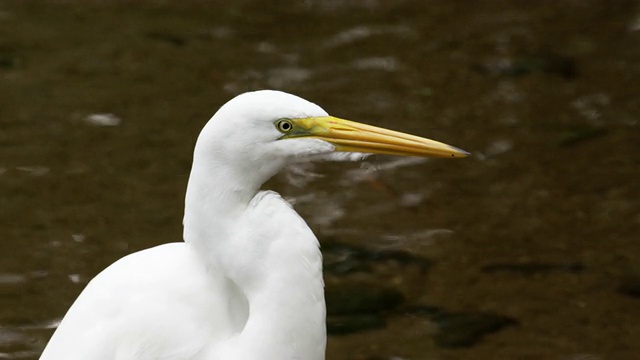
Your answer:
451;146;471;158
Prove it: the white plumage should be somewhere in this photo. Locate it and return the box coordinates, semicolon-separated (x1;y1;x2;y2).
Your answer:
40;90;467;360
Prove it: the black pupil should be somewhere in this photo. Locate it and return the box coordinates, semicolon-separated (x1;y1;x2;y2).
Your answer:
280;122;291;131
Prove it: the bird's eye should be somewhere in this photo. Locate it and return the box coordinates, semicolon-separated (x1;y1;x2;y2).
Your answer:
275;119;293;133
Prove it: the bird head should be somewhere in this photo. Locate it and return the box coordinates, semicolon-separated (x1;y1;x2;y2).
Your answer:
193;90;468;185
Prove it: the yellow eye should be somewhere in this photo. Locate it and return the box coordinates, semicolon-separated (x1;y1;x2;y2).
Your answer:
275;118;293;132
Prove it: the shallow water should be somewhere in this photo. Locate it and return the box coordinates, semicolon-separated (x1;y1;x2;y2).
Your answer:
1;1;639;359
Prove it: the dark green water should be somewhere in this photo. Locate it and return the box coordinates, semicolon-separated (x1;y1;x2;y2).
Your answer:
1;1;639;359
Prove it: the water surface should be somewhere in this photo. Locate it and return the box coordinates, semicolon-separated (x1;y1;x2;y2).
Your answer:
1;1;639;359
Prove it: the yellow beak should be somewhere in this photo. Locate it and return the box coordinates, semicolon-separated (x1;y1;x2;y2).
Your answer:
285;116;469;158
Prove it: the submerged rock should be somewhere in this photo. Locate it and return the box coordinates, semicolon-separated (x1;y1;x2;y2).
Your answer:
432;312;518;348
557;128;607;147
324;282;403;335
326;283;404;316
475;53;577;79
480;261;585;276
322;240;432;276
404;305;518;348
144;31;187;47
618;275;640;299
321;240;427;335
327;314;387;335
321;240;516;343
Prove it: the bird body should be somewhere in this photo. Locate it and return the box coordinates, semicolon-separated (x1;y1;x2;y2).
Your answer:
42;190;325;360
40;90;467;359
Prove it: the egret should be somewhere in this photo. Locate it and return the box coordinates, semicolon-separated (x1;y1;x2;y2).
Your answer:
39;90;468;360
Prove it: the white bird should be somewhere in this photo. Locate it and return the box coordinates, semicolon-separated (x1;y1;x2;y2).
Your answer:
39;90;468;360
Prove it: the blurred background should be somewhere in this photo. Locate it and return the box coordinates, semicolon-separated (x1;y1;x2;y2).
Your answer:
1;0;639;359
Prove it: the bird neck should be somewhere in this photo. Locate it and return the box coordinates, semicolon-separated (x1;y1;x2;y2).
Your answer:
182;128;288;261
182;159;258;260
